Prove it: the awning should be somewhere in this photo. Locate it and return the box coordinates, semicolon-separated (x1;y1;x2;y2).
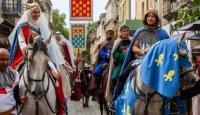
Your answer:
178;20;200;31
0;18;14;28
124;20;143;36
187;34;200;40
0;18;14;35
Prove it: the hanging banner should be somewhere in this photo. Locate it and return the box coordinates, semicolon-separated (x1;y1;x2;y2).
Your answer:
70;0;93;21
70;23;87;50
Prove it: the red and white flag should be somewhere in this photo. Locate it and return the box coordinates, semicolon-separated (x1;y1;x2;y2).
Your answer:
75;48;81;80
70;0;93;21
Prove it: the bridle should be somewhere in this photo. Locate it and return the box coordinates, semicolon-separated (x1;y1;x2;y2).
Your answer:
23;64;49;100
132;65;194;115
18;47;56;115
132;68;164;115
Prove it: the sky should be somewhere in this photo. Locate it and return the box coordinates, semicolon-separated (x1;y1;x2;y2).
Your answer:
51;0;108;28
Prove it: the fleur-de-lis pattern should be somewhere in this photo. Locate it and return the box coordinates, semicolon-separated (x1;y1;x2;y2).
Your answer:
164;70;175;82
155;53;164;66
122;105;131;115
174;54;179;61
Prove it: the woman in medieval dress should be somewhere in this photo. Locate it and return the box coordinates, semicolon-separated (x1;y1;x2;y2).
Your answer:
8;2;66;114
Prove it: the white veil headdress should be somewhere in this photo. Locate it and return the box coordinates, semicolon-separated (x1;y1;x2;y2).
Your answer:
8;4;50;45
60;34;75;68
8;3;65;67
55;33;75;68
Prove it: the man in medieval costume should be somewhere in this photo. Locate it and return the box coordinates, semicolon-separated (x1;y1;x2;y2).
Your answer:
105;25;131;102
92;30;115;89
54;31;76;98
80;63;92;107
55;31;75;72
0;47;28;115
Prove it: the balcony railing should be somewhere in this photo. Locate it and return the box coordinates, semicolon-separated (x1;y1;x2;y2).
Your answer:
163;1;179;21
2;0;22;18
163;0;194;21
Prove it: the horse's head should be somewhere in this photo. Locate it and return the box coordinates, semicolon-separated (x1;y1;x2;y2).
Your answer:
26;35;50;97
129;32;198;115
177;32;197;88
136;32;198;98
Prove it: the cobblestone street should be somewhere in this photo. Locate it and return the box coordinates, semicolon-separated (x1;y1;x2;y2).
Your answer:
68;98;106;115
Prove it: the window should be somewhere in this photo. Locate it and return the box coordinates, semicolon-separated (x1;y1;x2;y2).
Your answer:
2;0;22;17
5;0;20;11
142;2;144;18
146;0;149;11
154;0;157;9
123;2;125;22
150;0;152;8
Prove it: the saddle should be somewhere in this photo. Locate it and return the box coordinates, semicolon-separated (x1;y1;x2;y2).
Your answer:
102;63;108;70
87;63;108;96
87;75;97;96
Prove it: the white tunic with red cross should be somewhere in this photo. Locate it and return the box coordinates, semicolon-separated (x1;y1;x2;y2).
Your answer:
0;68;19;114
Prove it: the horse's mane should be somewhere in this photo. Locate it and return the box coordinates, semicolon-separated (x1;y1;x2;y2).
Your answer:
32;38;49;57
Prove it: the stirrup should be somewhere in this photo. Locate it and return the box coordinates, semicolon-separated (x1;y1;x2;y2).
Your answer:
108;102;116;113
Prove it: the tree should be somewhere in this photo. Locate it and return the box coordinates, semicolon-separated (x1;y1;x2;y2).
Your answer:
52;9;69;38
81;22;96;64
165;0;200;4
164;0;200;28
175;6;200;28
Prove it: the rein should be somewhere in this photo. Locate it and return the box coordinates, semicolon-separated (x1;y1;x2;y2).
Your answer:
132;67;194;115
18;59;56;115
133;68;163;115
180;69;193;78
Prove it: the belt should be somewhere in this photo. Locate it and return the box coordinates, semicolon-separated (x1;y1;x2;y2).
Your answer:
0;106;16;115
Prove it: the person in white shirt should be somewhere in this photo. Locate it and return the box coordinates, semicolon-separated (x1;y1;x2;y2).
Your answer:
0;47;28;115
54;31;75;73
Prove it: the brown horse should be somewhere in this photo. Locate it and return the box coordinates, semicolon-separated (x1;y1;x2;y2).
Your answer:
87;63;111;115
100;63;111;115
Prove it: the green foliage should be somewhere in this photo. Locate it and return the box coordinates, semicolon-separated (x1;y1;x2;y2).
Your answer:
165;0;200;5
81;22;96;64
52;9;69;38
194;0;200;6
175;6;200;28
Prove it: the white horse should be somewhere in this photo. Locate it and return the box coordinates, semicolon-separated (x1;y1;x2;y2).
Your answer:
115;33;197;115
18;36;57;115
131;66;195;115
132;33;197;115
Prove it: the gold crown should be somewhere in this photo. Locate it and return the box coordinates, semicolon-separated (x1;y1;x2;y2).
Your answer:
147;8;158;14
26;2;40;10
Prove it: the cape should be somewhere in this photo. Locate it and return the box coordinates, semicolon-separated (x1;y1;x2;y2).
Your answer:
120;27;170;74
105;36;131;102
10;23;41;64
93;40;114;71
